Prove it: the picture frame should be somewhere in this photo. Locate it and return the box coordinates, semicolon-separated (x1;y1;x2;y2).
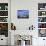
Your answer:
17;10;29;19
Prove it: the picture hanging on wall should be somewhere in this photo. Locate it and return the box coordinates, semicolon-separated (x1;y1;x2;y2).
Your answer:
17;10;29;19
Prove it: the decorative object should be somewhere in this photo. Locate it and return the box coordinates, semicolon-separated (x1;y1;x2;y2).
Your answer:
38;23;46;28
0;11;8;16
5;6;8;10
11;23;16;30
0;6;1;10
38;3;46;10
38;17;46;22
38;11;46;16
42;12;45;15
0;17;8;22
0;3;8;10
29;25;35;30
39;29;46;37
0;23;8;37
17;10;29;19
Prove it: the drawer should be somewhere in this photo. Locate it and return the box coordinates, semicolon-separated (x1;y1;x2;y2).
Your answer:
0;37;8;45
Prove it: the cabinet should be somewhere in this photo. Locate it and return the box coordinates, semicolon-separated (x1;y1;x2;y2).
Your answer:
0;0;11;45
38;3;46;37
0;3;8;37
38;37;46;46
0;35;8;45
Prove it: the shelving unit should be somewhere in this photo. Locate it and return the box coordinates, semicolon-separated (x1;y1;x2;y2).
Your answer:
38;15;46;17
38;10;46;11
0;10;8;11
0;3;8;37
38;3;46;37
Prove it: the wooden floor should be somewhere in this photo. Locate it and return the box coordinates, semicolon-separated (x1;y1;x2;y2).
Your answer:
0;45;8;46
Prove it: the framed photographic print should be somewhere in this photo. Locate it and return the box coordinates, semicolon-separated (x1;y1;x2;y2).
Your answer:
17;10;29;19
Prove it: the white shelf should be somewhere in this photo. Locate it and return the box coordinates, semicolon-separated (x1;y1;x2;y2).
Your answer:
0;16;8;17
38;22;46;23
38;28;46;29
0;10;8;11
38;10;46;11
38;16;46;17
0;22;8;23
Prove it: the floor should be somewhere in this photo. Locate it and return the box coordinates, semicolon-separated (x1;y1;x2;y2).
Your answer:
0;45;8;46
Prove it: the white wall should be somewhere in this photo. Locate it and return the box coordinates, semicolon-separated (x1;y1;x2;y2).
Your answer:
11;0;38;30
11;0;46;46
11;0;46;30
